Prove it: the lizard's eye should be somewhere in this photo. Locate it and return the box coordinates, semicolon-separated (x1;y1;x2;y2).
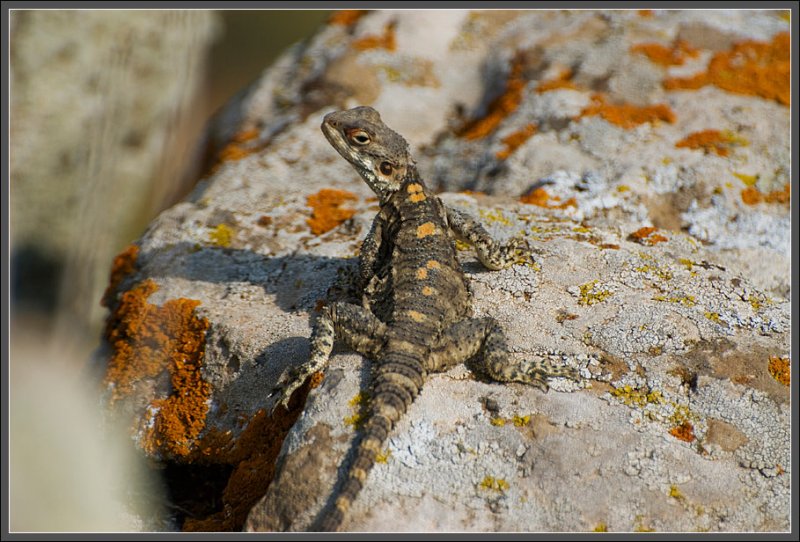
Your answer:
379;162;393;175
349;130;371;145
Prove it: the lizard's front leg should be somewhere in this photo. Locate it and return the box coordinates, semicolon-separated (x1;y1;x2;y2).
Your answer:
445;206;531;270
358;211;389;308
428;317;579;391
271;303;387;411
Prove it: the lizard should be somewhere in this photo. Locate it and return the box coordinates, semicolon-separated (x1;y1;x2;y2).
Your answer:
271;106;579;531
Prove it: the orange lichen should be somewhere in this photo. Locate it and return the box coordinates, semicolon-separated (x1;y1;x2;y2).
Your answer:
741;183;790;206
536;68;578;93
768;356;790;386
329;10;368;26
309;371;325;389
352;21;396;51
669;421;696;443
104;279;210;458
306;188;358;235
579;94;676;129
675;129;745;156
628;226;668;245
520;187;577;209
256;215;273;227
740;186;762;205
764;184;791;204
101;244;140;307
458;51;527;140
631;40;699;67
183;398;311;531
637;9;654;17
217;128;261;163
496;124;537;159
664;32;789;106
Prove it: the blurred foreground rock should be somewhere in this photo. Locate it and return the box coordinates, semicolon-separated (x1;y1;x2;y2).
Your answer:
11;10;219;353
100;10;791;532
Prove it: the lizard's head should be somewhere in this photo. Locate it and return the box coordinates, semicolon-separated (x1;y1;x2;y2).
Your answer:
321;106;414;202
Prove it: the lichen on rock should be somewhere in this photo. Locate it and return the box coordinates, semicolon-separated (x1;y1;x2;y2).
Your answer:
100;9;790;533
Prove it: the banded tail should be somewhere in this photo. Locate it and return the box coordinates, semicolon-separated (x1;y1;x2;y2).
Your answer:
317;352;426;531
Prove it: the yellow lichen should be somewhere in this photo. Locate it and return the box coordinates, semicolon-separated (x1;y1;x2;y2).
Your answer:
375;449;392;464
344;392;371;429
593;523;609;532
732;171;759;186
634;263;673;282
491;414;531;427
634;516;656;532
479;208;513;226
704;312;722;323
512;414;531;427
611;385;664;408
209;224;234;247
578;280;613;306
669;484;686;501
653;295;696;307
479;476;509;492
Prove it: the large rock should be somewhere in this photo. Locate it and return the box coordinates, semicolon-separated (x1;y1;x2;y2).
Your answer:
100;9;791;532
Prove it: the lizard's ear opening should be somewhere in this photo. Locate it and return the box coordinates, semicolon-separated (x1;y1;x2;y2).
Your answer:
379;162;393;175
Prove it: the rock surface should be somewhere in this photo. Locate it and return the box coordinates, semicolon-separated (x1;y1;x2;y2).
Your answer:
100;10;791;532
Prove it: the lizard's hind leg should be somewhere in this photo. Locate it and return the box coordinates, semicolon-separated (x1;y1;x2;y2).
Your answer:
271;303;386;411
428;317;579;391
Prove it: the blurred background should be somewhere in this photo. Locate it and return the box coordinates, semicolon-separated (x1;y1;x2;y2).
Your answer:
9;9;329;531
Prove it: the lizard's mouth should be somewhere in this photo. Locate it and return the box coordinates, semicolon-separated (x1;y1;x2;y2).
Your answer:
320;118;342;147
320;118;355;162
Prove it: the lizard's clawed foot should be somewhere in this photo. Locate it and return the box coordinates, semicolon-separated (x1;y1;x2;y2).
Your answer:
268;367;308;413
506;236;535;267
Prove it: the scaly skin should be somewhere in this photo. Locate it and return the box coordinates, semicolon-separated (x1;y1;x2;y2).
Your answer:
271;106;579;532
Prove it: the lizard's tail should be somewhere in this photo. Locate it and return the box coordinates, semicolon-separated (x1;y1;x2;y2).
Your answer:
317;359;423;532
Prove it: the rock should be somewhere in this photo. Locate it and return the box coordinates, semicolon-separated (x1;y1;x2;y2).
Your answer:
100;9;790;532
11;10;220;352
